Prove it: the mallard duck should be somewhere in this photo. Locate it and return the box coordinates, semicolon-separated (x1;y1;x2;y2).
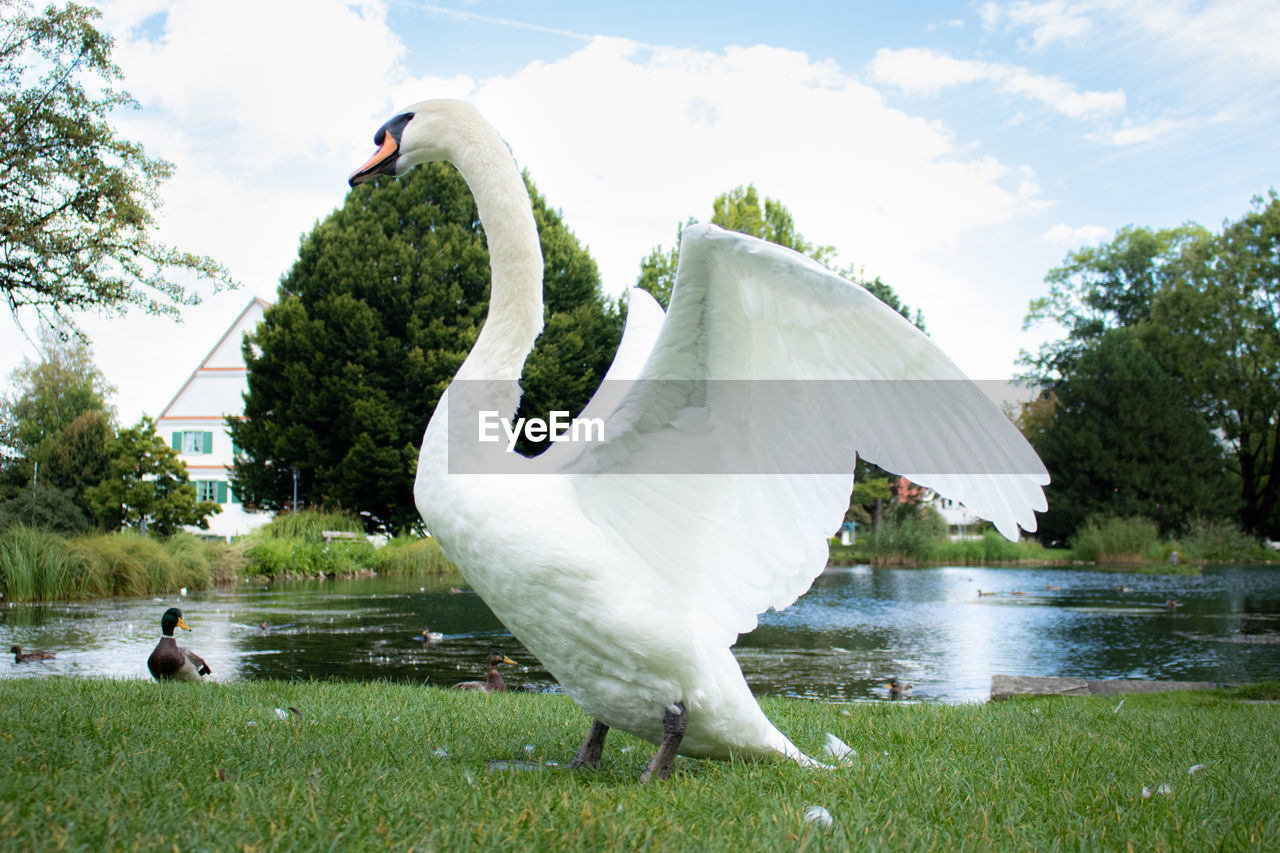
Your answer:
349;100;1047;780
147;607;211;681
455;649;516;692
10;645;55;663
886;677;912;700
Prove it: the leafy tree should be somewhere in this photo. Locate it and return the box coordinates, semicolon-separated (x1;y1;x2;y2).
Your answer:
1030;328;1230;543
0;326;114;491
40;408;111;519
636;184;925;330
229;162;622;534
1023;191;1280;536
1147;191;1280;535
1019;223;1205;379
0;0;233;331
85;416;218;534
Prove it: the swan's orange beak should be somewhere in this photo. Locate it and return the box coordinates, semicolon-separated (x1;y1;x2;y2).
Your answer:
349;133;398;187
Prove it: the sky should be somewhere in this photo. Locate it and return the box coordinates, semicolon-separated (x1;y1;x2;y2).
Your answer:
3;0;1278;424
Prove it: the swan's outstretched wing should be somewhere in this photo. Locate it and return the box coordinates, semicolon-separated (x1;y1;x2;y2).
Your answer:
556;224;1047;646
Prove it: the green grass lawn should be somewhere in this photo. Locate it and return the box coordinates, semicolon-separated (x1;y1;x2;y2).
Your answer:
1;678;1275;851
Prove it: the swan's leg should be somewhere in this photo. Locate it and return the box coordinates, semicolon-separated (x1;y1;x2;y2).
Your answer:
570;719;609;769
639;701;687;783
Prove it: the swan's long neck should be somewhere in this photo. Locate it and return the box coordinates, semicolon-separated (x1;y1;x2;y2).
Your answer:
447;115;543;415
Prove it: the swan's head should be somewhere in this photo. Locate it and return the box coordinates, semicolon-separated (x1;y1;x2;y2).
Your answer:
349;99;477;187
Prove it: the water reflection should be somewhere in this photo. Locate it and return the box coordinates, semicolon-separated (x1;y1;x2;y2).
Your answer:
3;565;1278;702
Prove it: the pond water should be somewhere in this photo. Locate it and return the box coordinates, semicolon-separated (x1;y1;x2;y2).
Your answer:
3;564;1278;703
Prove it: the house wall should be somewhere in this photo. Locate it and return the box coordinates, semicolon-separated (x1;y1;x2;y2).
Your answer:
155;298;272;540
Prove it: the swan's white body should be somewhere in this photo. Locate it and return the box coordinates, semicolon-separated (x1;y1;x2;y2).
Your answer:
356;100;1048;764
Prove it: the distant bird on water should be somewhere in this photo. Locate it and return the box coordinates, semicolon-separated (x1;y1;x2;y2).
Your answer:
148;607;211;681
456;649;516;692
10;645;55;663
886;677;912;700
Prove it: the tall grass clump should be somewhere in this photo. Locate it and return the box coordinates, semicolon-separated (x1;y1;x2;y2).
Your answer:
243;537;376;580
373;536;456;575
69;531;212;597
0;524;98;601
257;509;365;542
927;528;1043;565
1070;514;1159;564
1;527;227;601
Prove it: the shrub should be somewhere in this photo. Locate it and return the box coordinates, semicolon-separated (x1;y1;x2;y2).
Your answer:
1070;515;1159;563
0;486;89;535
1182;519;1269;563
870;505;947;565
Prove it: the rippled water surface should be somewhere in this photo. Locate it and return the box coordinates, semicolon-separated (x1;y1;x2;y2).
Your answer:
4;565;1278;702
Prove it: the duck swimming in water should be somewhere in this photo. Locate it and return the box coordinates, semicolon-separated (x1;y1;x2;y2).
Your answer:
455;649;516;692
10;645;55;663
147;607;211;681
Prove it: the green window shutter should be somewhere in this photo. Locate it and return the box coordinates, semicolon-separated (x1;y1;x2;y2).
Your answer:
172;432;181;450
202;431;214;454
217;481;228;503
229;483;239;504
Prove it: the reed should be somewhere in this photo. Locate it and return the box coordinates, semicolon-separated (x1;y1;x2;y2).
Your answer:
0;525;93;601
256;509;365;543
372;536;456;575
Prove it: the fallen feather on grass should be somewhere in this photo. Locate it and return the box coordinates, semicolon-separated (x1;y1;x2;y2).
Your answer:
1188;764;1207;775
803;806;834;828
1141;783;1173;798
823;733;856;763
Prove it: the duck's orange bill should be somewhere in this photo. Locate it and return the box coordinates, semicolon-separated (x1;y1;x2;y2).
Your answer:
502;656;517;665
177;617;191;631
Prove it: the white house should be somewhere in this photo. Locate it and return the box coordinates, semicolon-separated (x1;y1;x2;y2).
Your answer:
155;297;272;540
929;493;984;541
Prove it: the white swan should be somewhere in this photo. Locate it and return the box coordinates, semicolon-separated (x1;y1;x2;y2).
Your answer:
349;100;1048;778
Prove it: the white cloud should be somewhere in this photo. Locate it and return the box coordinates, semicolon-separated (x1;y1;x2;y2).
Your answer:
112;0;405;170
3;11;1060;423
1042;223;1110;246
869;47;1124;120
983;0;1280;77
983;1;1096;51
396;38;1048;297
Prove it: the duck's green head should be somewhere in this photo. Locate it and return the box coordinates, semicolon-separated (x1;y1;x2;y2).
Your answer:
160;607;190;636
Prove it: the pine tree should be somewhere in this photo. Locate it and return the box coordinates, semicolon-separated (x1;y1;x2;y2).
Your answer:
229;162;622;533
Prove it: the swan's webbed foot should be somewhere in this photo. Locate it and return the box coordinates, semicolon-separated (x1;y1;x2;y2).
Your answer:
639;701;687;783
570;719;609;769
